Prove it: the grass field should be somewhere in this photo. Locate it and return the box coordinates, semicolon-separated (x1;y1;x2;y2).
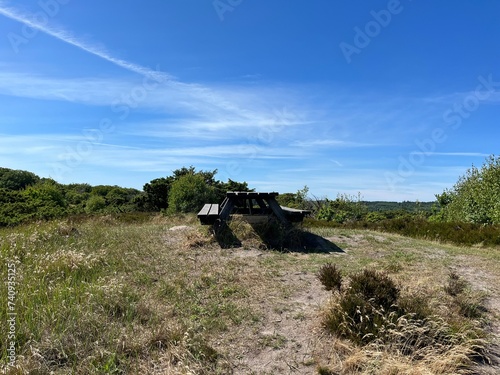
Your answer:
1;214;499;374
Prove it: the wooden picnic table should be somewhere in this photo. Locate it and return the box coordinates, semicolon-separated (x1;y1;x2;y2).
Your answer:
197;191;311;226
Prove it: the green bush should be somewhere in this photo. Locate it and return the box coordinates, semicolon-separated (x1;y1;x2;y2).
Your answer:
167;174;216;214
142;177;172;210
436;155;500;224
276;186;310;210
364;211;387;223
86;195;106;213
307;216;500;248
0;165;251;227
0;168;40;190
316;193;367;223
141;167;251;212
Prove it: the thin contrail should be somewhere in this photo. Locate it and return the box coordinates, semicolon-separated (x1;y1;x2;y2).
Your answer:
0;1;248;115
0;1;172;82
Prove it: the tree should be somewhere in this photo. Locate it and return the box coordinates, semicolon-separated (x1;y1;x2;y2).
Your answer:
172;166;217;186
215;178;253;202
167;174;216;214
142;177;173;211
436;155;500;224
0;168;40;190
142;167;244;211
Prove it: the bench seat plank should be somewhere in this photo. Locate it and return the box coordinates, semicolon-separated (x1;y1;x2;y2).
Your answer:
198;203;220;225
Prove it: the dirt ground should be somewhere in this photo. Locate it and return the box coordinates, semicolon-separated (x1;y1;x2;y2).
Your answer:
167;224;500;374
218;233;500;374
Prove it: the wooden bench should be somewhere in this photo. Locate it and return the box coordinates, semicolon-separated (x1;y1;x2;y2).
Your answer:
197;203;220;225
280;206;312;223
197;192;311;226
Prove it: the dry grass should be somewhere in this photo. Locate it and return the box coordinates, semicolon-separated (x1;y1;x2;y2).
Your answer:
0;215;499;374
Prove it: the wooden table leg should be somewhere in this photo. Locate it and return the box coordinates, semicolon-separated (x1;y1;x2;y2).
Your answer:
267;198;291;226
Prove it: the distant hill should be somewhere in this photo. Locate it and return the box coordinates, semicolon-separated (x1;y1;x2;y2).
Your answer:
363;201;435;213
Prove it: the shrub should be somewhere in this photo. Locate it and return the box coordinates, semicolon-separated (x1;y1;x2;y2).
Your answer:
276;186;310;210
349;269;399;310
324;291;390;345
436;155;500;224
167;174;216;214
444;271;468;297
316;193;367;223
0;168;40;190
323;268;400;345
317;263;342;292
321;266;488;369
85;195;106;213
364;211;386;223
142;177;172;211
315;217;500;248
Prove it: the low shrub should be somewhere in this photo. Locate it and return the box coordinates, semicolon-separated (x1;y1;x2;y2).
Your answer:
322;269;400;345
317;263;342;292
320;265;489;370
348;269;399;310
444;271;468;297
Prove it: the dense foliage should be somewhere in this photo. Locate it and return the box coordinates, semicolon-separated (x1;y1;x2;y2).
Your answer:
316;193;368;223
167;174;217;214
435;155;500;224
0;166;251;227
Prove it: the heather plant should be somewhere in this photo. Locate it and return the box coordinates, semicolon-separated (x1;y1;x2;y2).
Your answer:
322;268;400;345
349;269;399;309
321;265;487;366
317;263;342;292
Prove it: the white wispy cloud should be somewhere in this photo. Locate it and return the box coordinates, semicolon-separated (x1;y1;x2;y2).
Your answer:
0;1;263;117
0;1;171;82
430;152;490;158
0;72;131;105
291;139;383;148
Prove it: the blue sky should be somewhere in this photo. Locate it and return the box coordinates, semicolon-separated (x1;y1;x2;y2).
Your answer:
0;0;499;201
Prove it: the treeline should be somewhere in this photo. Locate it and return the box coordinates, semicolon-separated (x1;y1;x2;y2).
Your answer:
364;201;434;213
298;155;500;227
301;155;500;247
0;166;250;227
2;154;499;234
